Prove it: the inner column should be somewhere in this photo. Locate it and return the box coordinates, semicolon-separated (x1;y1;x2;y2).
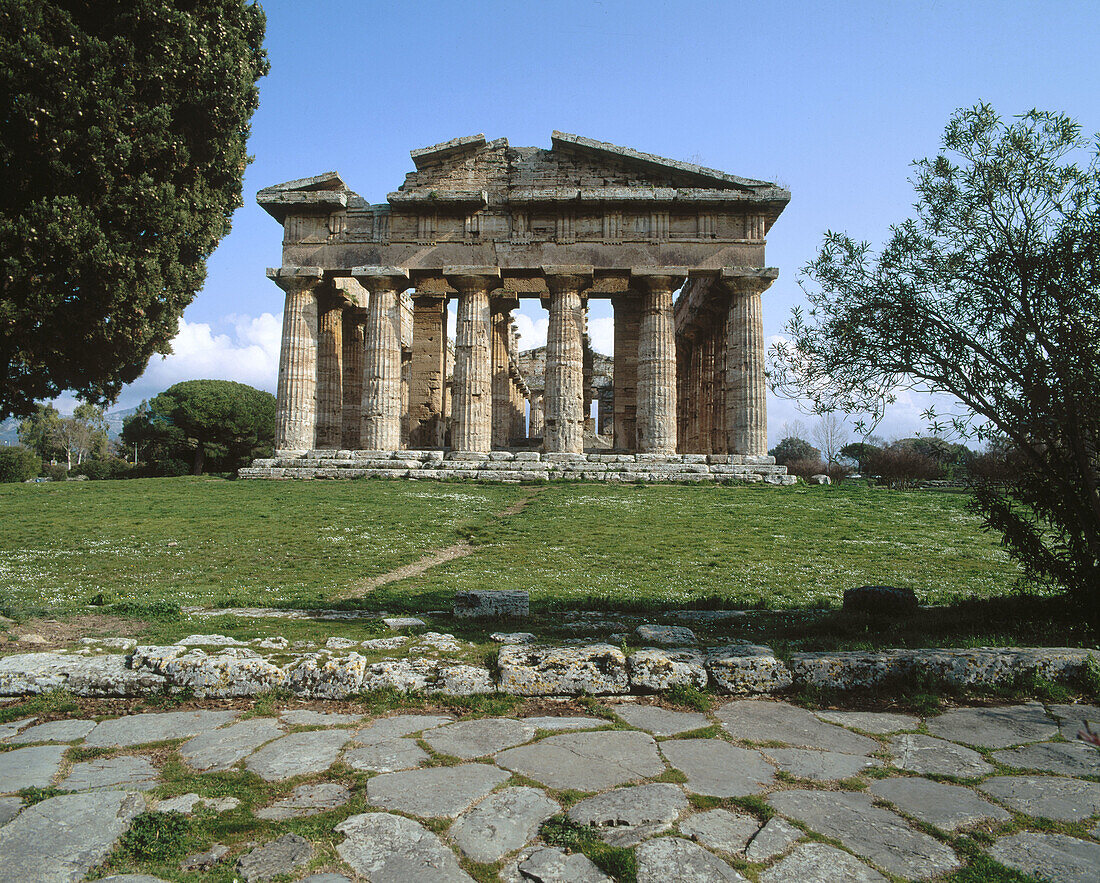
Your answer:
635;271;684;455
355;267;410;450
409;293;447;449
447;267;500;452
315;288;344;450
611;294;640;451
341;306;365;450
491;298;517;449
543;268;590;454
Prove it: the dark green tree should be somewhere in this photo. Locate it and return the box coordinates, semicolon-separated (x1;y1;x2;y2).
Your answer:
17;403;63;461
0;1;268;418
770;104;1100;607
768;436;820;466
123;380;275;474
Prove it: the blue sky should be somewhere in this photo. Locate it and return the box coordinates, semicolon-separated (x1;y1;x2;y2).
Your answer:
100;0;1100;445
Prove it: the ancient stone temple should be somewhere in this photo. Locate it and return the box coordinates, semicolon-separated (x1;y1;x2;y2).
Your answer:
242;133;793;482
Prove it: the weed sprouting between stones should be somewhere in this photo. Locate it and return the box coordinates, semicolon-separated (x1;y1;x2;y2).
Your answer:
539;815;638;882
0;688;77;723
664;683;714;712
17;786;63;805
118;811;190;863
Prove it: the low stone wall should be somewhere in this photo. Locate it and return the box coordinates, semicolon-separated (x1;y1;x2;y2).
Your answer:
0;643;1091;700
238;449;795;484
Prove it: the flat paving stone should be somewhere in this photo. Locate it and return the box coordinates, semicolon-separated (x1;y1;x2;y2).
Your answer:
813;710;919;734
279;710;359;727
978;775;1100;821
84;710;239;747
925;702;1058;748
716;700;878;755
889;733;994;777
343;737;427;772
354;713;453;741
256;782;350;820
245;728;350;781
635;837;747;882
60;756;158;792
0;796;22;825
991;740;1099;776
421;717;535;758
521;715;605;731
496;730;663;792
451;786;559;862
680;808;760;854
768;789;961;879
763;748;880;781
0;743;66;792
1047;703;1100;741
635;624;697;646
502;846;610;882
298;876;352;883
9;719;95;744
868;777;1011;831
155;793;240;814
0;719;34;740
235;832;313;882
336;811;475;882
0;790;144;883
661;738;774;796
990;831;1100;883
366;763;509;818
611;704;709;736
567;783;688;846
180;717;283;772
99;876;172;883
744;816;801;861
759;842;887;883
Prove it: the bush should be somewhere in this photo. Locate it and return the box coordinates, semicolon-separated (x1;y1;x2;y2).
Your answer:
0;447;41;482
74;458;134;480
864;444;944;488
769;436;821;466
42;463;68;482
785;457;827;479
825;461;855;484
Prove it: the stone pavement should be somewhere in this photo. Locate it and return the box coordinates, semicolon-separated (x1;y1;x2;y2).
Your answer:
0;699;1095;881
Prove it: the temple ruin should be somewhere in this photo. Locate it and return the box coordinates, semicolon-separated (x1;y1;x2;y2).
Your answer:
242;133;792;481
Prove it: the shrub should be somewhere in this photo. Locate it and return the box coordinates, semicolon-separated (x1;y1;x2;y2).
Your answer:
864;444;944;488
0;447;41;482
769;436;821;465
785;457;827;480
74;458;134;480
825;461;855;483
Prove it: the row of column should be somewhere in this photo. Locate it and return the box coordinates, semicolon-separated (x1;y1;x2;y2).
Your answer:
271;267;767;456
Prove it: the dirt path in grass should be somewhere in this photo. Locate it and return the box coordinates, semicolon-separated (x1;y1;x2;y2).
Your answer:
342;486;543;597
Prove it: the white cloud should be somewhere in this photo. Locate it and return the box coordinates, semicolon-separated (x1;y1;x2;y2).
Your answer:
111;312;283;409
513;310;548;351
587;316;614;356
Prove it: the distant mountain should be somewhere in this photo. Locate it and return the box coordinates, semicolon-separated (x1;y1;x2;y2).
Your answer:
0;406;139;448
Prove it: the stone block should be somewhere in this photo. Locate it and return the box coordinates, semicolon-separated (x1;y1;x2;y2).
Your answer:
628;649;708;691
842;585;918;615
446;451;490;461
455;590;529;618
498;643;629;695
513;451;541;461
488;451;516;460
707;644;792;694
706;454;730;464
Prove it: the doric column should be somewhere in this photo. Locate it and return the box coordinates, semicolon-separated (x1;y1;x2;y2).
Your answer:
341;307;365;449
353;267;410;450
634;270;685;454
409;294;447;449
699;326;716;454
315;291;344;450
543;267;591;454
447;267;500;452
612;294;640;451
270;267;324;451
724;271;773;456
529;391;544;437
491;298;517;448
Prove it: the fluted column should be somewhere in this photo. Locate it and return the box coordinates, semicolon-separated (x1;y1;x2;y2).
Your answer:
612;294;640;451
529;391;544;437
635;270;684;454
491;300;516;448
315;292;344;450
341;308;365;449
409;294;447;449
725;275;770;456
699;325;716;454
354;267;410;450
270;267;324;451
447;267;500;452
543;268;590;453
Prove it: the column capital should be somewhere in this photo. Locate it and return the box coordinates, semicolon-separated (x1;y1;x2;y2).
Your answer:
443;266;501;293
541;265;593;293
719;266;779;296
630;267;689;293
267;266;324;294
351;266;411;293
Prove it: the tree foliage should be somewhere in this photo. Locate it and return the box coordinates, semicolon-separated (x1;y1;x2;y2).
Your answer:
122;379;275;474
768;436;820;466
770;104;1100;605
0;447;41;483
0;1;268;418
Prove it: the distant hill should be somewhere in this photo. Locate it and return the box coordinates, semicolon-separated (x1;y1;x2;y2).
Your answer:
0;406;138;448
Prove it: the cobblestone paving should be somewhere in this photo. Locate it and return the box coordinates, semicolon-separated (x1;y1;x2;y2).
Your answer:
0;699;1096;881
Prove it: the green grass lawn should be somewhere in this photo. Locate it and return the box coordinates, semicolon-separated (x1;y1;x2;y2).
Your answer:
0;478;1030;616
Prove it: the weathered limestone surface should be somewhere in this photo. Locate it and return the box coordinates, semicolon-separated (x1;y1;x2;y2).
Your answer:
357;270;408;450
497;643;628;695
450;271;496;452
661;738;775;797
725;281;767;456
271;268;323;450
707;643;792;694
454;589;529;618
636;274;681;454
544;274;587;453
408;296;446;448
612;295;640;450
495;730;663;791
314;294;344;449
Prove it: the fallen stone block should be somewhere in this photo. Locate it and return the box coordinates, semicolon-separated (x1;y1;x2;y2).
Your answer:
454;589;529;618
629;648;708;691
706;643;792;694
498;643;629;695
